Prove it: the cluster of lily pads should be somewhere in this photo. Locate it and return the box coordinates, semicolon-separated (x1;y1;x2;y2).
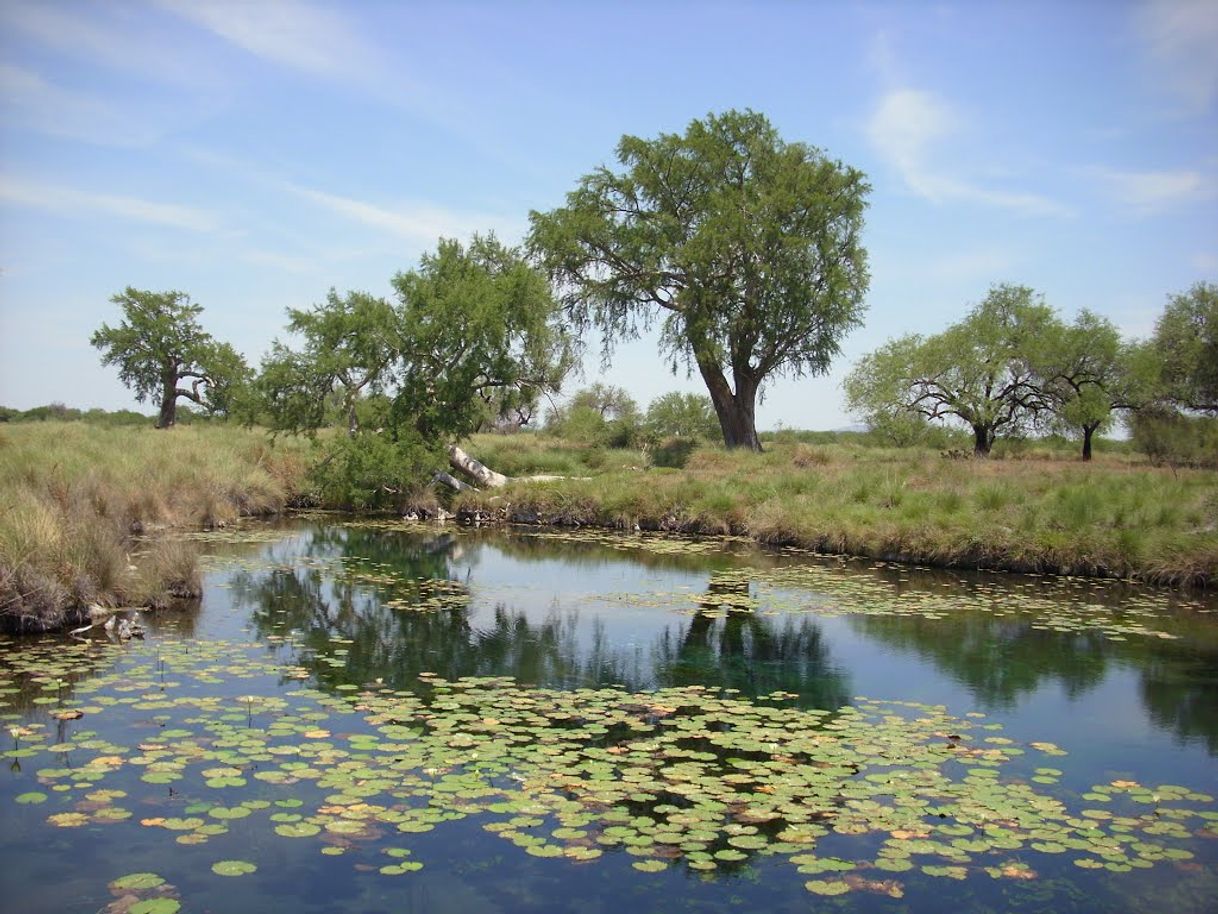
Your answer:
593;562;1195;643
3;636;1214;902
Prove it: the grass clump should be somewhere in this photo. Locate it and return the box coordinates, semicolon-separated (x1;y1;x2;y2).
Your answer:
0;422;309;631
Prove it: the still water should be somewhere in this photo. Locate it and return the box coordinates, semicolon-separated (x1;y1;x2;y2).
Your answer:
1;521;1215;913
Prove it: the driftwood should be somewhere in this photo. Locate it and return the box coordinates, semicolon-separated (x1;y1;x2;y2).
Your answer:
438;445;588;493
432;471;476;493
448;445;510;488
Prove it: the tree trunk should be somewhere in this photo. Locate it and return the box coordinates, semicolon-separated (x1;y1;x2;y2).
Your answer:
698;361;762;451
972;424;992;457
1081;424;1095;461
156;377;178;429
448;445;509;487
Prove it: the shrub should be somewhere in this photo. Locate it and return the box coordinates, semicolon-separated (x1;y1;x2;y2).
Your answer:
1131;408;1218;468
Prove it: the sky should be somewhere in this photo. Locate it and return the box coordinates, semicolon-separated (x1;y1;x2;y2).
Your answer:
1;0;1215;430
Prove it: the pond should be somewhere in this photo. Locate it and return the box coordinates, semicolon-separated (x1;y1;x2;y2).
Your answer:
2;520;1216;913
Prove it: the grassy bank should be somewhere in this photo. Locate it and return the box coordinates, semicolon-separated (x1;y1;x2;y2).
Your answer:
4;423;1214;633
454;437;1218;586
0;422;309;632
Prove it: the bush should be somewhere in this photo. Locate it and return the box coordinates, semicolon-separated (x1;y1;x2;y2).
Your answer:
652;436;699;469
1131;408;1218;468
309;432;442;510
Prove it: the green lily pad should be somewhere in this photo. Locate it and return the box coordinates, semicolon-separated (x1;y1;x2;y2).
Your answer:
211;859;257;876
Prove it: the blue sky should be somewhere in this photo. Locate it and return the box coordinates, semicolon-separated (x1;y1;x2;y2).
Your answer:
1;0;1215;430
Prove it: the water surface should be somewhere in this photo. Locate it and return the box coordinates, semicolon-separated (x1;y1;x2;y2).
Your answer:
2;521;1215;913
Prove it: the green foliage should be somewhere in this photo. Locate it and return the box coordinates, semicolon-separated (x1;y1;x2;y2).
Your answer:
1130;407;1218;468
1150;282;1218;414
652;436;699;469
644;392;720;440
256;235;574;498
844;284;1060;455
530;109;869;449
546;384;642;447
308;434;443;511
1041;310;1144;459
91;288;250;428
259;289;400;435
863;411;963;450
391;234;575;443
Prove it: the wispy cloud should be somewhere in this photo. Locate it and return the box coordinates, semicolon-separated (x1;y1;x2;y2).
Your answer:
866;88;1070;218
153;0;385;83
0;176;218;232
1;2;222;89
1137;0;1218;110
286;183;522;244
1086;166;1215;213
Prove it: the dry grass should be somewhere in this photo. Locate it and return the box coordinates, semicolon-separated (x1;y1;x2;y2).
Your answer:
0;422;310;631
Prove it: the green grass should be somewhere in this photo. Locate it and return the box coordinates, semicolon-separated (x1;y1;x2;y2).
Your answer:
0;422;309;631
455;438;1218;586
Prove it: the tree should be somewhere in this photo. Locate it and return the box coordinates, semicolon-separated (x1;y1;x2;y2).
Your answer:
257;235;574;508
844;284;1058;456
546;384;642;446
389;234;575;443
529;109;869;451
259;290;400;436
91;287;248;428
1149;281;1218;414
1042;310;1142;460
644;392;720;440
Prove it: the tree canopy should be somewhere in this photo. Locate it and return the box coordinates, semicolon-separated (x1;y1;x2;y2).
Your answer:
1041;310;1142;460
259;289;400;436
844;285;1057;456
257;235;573;508
1150;281;1217;414
90;287;248;428
529;109;869;451
644;392;720;440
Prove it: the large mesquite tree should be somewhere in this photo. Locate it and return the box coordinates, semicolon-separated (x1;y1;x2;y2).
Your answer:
529;110;870;450
91;287;248;428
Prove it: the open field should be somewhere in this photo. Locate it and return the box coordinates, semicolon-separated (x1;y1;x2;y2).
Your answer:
456;434;1218;586
0;422;309;631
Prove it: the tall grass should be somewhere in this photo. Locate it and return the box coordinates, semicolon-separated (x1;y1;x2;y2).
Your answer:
0;422;310;631
455;439;1218;586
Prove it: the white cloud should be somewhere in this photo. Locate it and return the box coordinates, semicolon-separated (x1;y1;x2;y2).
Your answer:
866;88;1070;218
154;0;383;82
0;176;218;232
286;183;522;244
0;2;222;89
1087;166;1215;212
1137;0;1218;109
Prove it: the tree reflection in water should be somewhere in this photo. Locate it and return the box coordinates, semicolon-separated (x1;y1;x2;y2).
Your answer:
222;523;1216;754
227;526;851;709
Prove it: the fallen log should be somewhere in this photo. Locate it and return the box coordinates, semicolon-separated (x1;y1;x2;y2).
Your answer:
448;445;509;488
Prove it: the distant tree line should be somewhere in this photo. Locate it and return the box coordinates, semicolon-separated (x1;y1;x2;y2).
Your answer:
844;281;1217;463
